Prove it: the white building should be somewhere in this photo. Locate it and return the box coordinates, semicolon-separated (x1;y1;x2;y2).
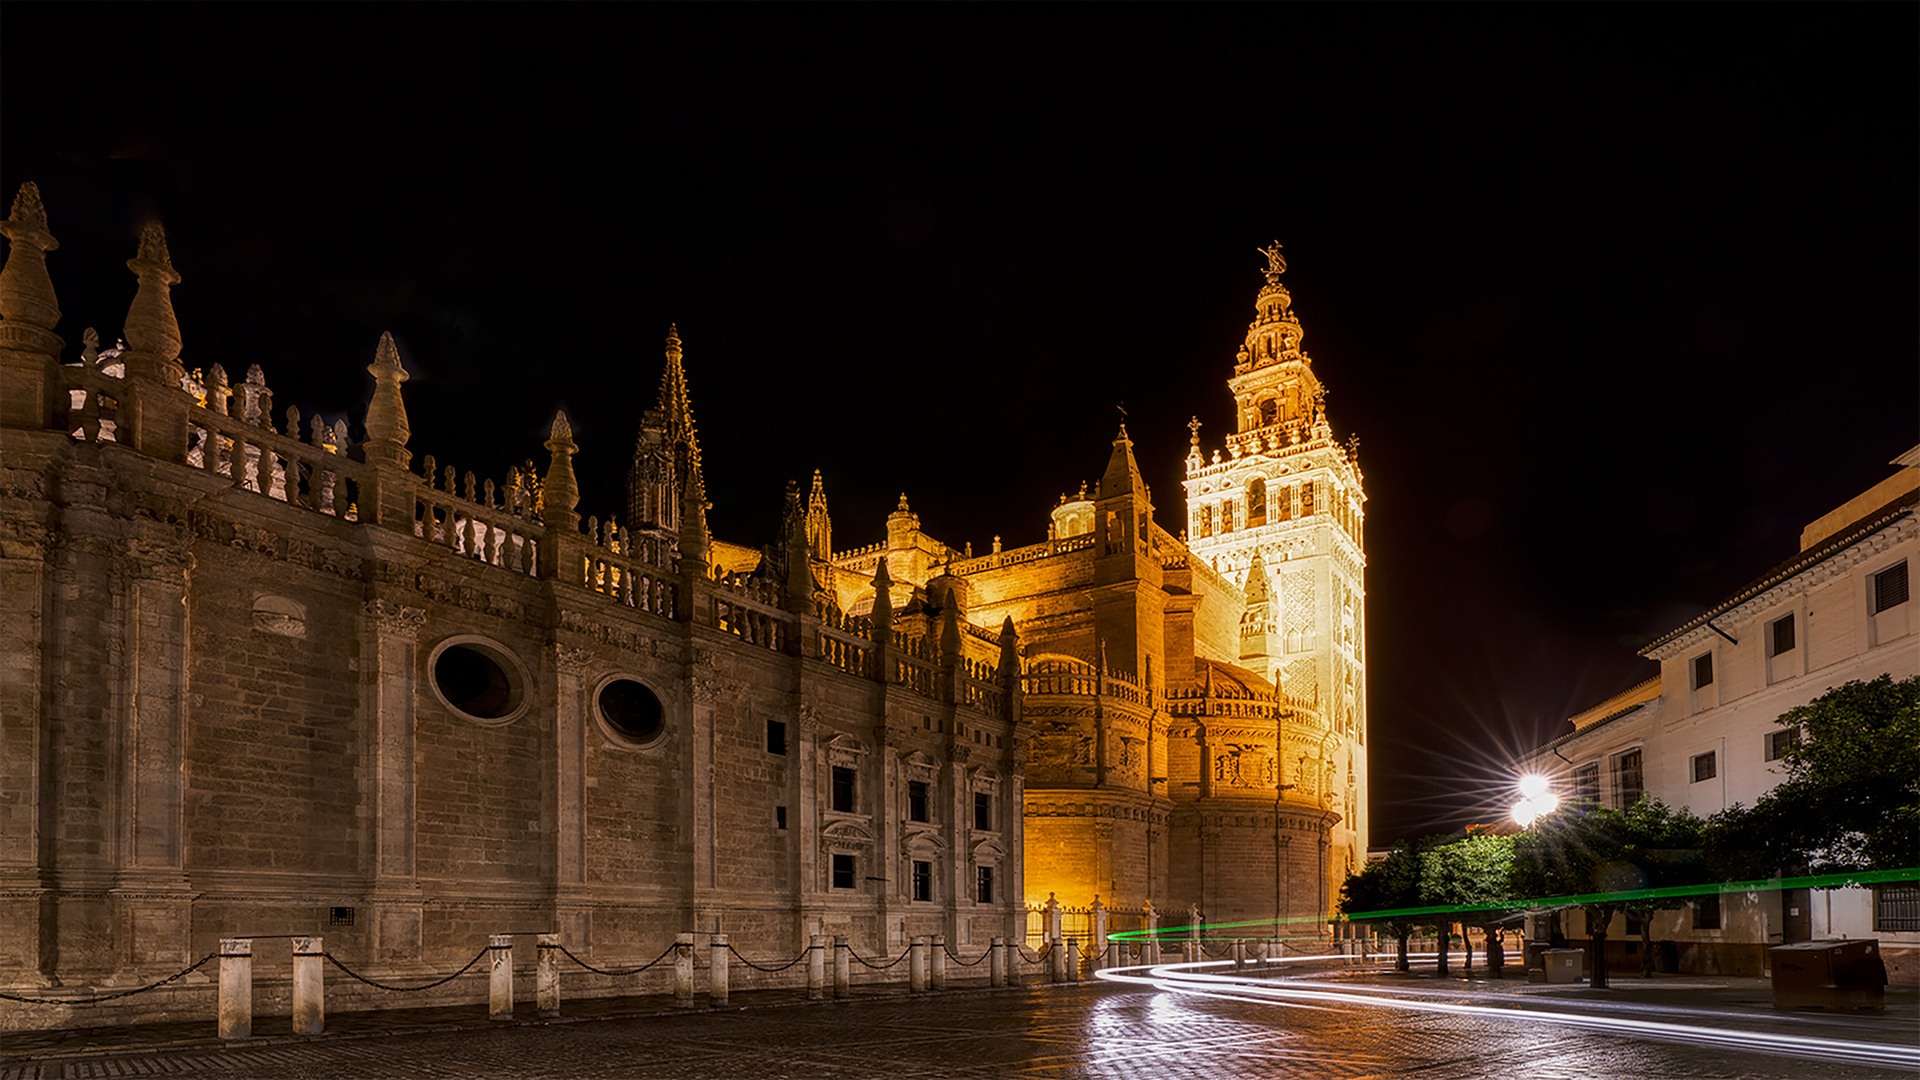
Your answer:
1520;448;1918;980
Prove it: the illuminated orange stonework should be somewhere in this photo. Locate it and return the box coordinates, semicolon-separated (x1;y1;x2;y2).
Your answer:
821;246;1368;935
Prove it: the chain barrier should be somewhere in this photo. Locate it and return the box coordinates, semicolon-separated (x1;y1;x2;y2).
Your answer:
322;947;488;992
942;944;992;967
1016;943;1047;964
848;947;910;971
725;943;810;973
0;953;216;1005
1199;940;1230;959
556;941;676;977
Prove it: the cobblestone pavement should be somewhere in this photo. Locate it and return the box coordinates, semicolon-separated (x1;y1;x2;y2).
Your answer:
4;977;1916;1080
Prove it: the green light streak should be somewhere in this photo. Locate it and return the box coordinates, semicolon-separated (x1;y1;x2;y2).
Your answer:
1103;867;1919;940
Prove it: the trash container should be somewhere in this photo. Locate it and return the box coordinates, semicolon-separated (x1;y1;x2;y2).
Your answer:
1654;940;1679;974
1769;940;1886;1010
1544;948;1584;984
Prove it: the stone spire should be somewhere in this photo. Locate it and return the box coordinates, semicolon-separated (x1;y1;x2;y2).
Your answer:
657;323;702;481
806;469;832;558
1238;549;1279;684
1100;424;1147;502
0;182;63;353
363;332;411;466
122;222;184;385
1241;240;1307;373
543;411;581;532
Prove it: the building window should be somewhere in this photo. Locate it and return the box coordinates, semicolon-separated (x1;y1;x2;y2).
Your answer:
911;860;933;902
907;780;930;823
1691;653;1713;689
974;791;994;831
1691;751;1717;783
1765;728;1800;762
976;865;995;904
775;806;788;830
328;907;356;927
831;766;856;813
1874;561;1910;613
831;854;856;890
767;718;788;755
1875;884;1920;932
1694;893;1721;930
1614;748;1645;808
1248;479;1267;526
1573;763;1600;804
1769;614;1795;656
1301;482;1315;516
1221;500;1235;533
1278;485;1293;522
1199;504;1213;539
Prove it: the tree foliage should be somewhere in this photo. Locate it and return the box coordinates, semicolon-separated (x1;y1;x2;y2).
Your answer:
1338;841;1425;970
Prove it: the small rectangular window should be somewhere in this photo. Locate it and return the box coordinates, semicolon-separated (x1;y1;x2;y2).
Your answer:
1874;561;1910;613
328;906;356;927
831;766;856;813
1221;500;1235;533
974;791;993;831
1301;482;1315;516
831;853;856;890
775;806;787;830
1694;893;1721;930
1692;652;1714;689
1573;763;1600;804
912;860;933;902
1615;748;1645;808
1691;751;1717;783
907;780;930;823
767;718;788;755
1765;728;1799;762
1769;614;1795;656
976;865;995;904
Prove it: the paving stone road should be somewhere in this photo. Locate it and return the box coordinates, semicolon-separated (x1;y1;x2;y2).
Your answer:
4;979;1914;1080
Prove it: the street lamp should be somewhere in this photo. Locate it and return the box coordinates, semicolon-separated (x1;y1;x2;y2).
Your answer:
1512;775;1559;827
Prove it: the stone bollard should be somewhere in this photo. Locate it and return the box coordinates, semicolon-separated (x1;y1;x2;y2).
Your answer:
537;933;560;1018
909;936;928;992
1065;937;1080;982
674;932;696;1008
292;935;323;1036
219;938;252;1040
1183;941;1199;965
709;934;730;1007
989;936;1006;987
489;935;514;1021
807;934;825;1000
833;935;851;999
930;935;946;990
1005;938;1022;987
1144;939;1160;966
1233;938;1246;971
1252;938;1267;969
1048;939;1066;983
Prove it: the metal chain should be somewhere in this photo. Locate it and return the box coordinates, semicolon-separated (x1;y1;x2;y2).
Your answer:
725;943;810;973
323;948;488;992
1016;943;1046;963
555;941;676;977
0;953;215;1005
848;947;910;970
944;945;991;967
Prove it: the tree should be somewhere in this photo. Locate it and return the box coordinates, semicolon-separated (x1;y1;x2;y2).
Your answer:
1745;675;1920;874
1612;798;1708;977
1421;832;1518;977
1512;804;1632;988
1339;842;1425;972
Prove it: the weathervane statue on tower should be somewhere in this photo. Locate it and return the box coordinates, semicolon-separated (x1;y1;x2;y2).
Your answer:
1258;240;1286;280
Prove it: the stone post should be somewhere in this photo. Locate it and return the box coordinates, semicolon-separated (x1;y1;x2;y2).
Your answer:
218;938;251;1040
833;935;850;999
930;934;946;990
1233;938;1245;971
1092;896;1108;961
291;936;323;1036
1045;893;1062;944
909;936;927;992
1183;940;1199;965
674;932;695;1007
709;934;729;1007
1049;939;1066;983
807;934;825;1000
1065;937;1080;982
489;935;513;1021
537;933;560;1018
989;936;1006;987
1004;937;1021;987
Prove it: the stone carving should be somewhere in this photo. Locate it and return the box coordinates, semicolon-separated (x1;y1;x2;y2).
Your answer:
1213;744;1275;789
364;599;427;636
555;645;595;675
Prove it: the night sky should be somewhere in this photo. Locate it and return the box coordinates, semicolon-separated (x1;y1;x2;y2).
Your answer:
6;7;1914;845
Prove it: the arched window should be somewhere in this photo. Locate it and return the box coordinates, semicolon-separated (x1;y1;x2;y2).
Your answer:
1258;399;1278;427
1247;479;1267;526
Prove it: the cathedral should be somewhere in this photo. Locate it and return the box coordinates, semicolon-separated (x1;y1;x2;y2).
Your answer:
0;183;1365;1023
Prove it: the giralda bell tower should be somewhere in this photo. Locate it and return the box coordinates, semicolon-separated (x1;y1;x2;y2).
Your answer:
1182;243;1369;901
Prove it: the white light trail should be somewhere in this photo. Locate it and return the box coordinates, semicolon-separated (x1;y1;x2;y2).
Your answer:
1093;959;1919;1071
